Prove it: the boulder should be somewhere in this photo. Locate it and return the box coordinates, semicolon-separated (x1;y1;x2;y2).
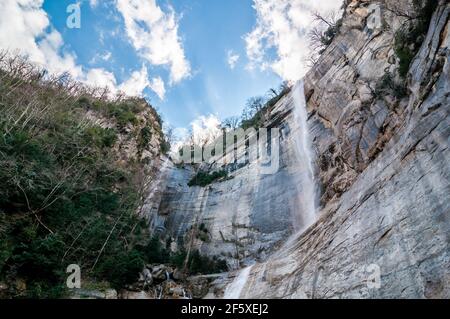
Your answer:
172;268;186;281
105;289;118;299
142;268;153;286
187;277;209;299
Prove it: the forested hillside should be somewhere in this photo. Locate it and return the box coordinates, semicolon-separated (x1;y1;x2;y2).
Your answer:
0;54;169;297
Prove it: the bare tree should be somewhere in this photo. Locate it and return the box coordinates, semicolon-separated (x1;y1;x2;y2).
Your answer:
222;116;241;130
242;96;265;121
308;10;343;65
164;126;175;146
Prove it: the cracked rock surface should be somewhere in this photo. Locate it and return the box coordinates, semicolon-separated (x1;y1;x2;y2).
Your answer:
147;0;449;298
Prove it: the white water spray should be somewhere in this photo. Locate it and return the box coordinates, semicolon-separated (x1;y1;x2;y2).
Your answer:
222;80;317;298
292;80;318;231
223;265;253;299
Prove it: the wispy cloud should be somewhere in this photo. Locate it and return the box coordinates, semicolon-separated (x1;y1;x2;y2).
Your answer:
170;114;222;156
89;0;98;8
0;0;158;98
227;50;240;70
175;114;222;146
0;0;82;78
149;76;166;100
85;68;117;89
245;0;343;81
119;65;150;97
89;51;112;64
116;0;191;84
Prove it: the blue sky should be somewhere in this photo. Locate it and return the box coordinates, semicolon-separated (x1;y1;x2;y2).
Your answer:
42;0;281;130
0;0;343;136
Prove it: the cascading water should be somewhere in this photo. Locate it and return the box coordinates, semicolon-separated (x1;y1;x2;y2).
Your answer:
223;80;317;299
223;265;253;299
291;80;318;231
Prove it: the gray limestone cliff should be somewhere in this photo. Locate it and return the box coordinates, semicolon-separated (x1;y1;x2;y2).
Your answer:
146;0;449;299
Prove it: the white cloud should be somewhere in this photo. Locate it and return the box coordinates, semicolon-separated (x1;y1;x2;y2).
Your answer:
190;114;222;146
119;65;150;96
227;50;240;70
149;77;166;100
0;0;153;98
171;115;223;150
100;51;112;61
170;115;222;156
89;0;98;8
0;0;82;78
85;68;117;89
89;51;112;64
245;0;343;81
116;0;191;84
170;126;189;155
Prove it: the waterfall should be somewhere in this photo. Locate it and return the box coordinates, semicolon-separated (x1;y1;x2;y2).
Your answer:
291;80;318;231
222;80;317;299
223;265;253;299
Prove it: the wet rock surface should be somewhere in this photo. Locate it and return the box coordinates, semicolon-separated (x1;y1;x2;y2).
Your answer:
211;0;450;299
145;0;449;299
122;265;192;299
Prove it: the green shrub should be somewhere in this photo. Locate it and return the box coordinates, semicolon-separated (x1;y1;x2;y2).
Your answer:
394;0;438;77
187;250;228;275
116;110;138;128
166;247;227;275
197;232;209;243
321;18;342;46
26;281;67;299
241;111;265;130
12;234;66;285
170;249;188;269
394;29;416;77
188;170;228;187
197;223;209;242
77;96;91;109
138;126;152;152
139;237;171;264
95;249;144;290
240;84;290;130
375;72;408;99
160;138;171;155
0;240;12;274
84;126;117;148
0;54;167;297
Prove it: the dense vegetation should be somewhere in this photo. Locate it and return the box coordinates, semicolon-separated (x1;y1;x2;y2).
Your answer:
146;237;227;275
0;54;213;298
394;0;438;77
0;55;160;297
374;71;408;100
224;82;291;131
188;170;228;187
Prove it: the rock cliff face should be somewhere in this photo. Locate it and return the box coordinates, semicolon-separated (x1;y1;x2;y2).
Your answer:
85;100;167;217
147;93;321;268
148;0;449;298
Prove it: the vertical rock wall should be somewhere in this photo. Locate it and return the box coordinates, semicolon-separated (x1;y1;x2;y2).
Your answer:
235;0;450;299
147;0;449;298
